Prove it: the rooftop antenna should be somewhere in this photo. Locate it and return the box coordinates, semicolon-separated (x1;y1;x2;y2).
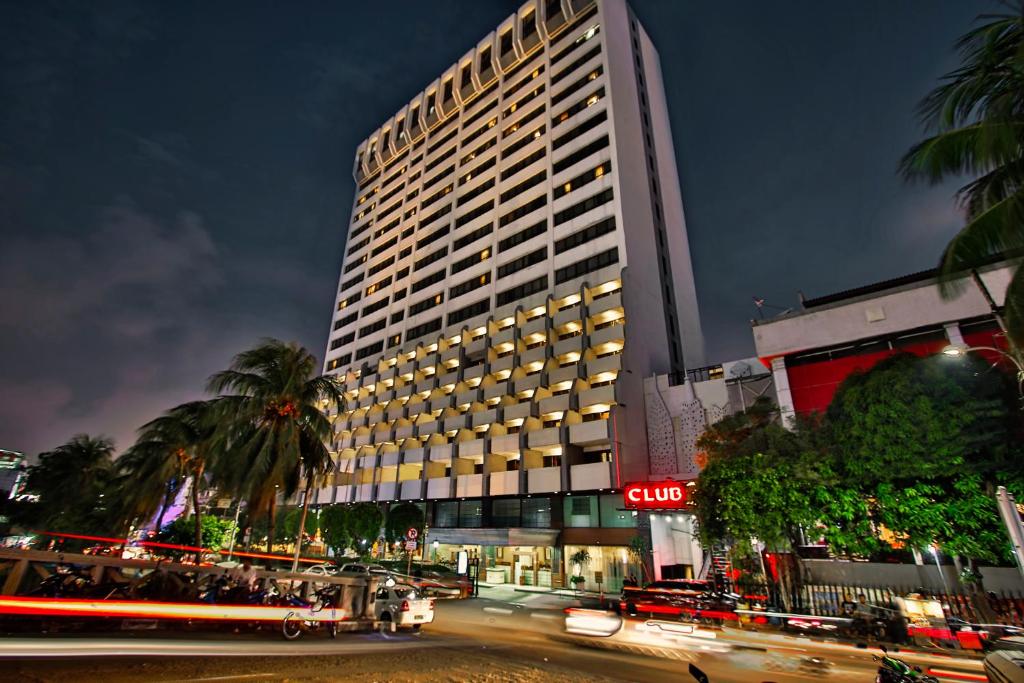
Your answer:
752;296;792;319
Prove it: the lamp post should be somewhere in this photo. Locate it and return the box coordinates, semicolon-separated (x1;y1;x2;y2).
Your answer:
941;344;1024;402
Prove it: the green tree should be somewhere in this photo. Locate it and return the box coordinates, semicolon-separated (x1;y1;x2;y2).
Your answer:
900;6;1024;350
112;401;219;549
158;515;233;552
320;505;352;558
385;502;424;544
347;503;383;552
279;505;319;544
206;339;343;556
18;435;115;537
827;353;1022;561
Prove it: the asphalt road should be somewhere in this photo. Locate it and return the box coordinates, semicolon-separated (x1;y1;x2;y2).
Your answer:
0;592;988;683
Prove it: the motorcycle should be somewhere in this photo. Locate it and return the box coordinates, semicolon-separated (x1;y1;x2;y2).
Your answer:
873;646;939;683
279;584;342;640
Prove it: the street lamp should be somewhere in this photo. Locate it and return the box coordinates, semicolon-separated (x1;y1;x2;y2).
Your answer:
941;343;1024;400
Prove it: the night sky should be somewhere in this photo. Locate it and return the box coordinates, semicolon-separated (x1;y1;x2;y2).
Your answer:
0;0;995;457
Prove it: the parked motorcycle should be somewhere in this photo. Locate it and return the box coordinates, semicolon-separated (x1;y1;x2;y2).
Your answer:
873;646;939;683
279;584;342;640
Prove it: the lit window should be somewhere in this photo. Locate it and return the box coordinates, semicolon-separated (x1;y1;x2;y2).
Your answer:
587;94;599;107
563;182;572;193
594;166;604;178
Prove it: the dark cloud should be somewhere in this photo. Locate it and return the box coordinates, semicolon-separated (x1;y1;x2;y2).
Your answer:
0;0;999;457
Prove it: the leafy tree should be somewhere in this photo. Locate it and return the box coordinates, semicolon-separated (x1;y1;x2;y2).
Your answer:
385;502;424;544
205;339;343;555
18;435;115;537
112;401;219;549
320;505;352;557
347;503;383;550
158;515;233;552
279;505;318;543
900;6;1024;350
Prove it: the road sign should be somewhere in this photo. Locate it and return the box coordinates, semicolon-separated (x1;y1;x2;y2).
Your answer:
404;540;417;551
406;527;418;540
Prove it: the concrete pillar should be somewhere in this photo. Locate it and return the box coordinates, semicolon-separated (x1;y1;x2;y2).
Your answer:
770;357;796;429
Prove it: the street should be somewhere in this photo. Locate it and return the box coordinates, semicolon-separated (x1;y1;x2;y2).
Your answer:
0;589;988;683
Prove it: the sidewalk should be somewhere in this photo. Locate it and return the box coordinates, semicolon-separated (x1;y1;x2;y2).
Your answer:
476;582;609;608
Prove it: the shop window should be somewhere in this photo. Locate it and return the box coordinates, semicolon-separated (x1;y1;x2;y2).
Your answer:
459;499;483;527
599;494;634;528
435;501;458;527
522;497;551;528
492;498;521;527
564;495;597;527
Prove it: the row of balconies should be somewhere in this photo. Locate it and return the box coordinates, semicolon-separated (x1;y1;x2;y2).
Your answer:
335;286;621;393
315;458;612;506
333;379;616;447
334;352;620;431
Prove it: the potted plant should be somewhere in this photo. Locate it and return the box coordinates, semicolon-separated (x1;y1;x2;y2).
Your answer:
569;549;592;592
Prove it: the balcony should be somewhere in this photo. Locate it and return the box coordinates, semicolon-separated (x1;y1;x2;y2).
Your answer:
380;451;400;468
519;345;547;368
553;335;583;358
372;429;392;445
527;466;561;493
483;381;509;402
548;363;580;386
458;438;485;459
491;433;521;456
395;383;413;399
377;481;397;500
489;470;519;496
513;373;541;395
358;454;377;470
438;370;459;389
353;432;371;448
426;477;452;499
443;414;467;432
471;408;497;428
570;461;612;491
553;304;581;329
387;404;405;421
335;485;354;503
395;423;414;440
400;479;423;500
527;427;561;449
441;345;460;365
539;393;569;416
429;395;451;412
358;393;375;409
455;388;481;407
589;324;624;348
314;487;334;505
402;447;425;464
429;444;453;462
578;383;616;410
521;315;547;337
489;355;514;376
502;400;534;422
416;419;439;437
398;360;415;377
356;483;375;502
463;363;485;383
455;473;484;497
569;419;611;446
586;353;621;377
465;336;487;357
491;326;514;347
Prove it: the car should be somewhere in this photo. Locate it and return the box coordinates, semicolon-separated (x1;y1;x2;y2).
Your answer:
374;585;434;631
405;565;471;598
620;579;737;621
304;563;340;577
340;563;395;586
985;650;1024;683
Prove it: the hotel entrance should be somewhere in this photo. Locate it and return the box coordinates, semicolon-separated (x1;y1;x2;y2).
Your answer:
430;542;561;587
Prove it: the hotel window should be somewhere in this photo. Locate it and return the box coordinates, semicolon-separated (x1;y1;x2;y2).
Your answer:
496;275;548;307
456;178;495;207
361;296;389;317
552;110;608;150
452;222;493;252
450;272;491;299
340;272;365;292
414;246;448;272
406;317;442;341
553;188;614;226
497;247;546;279
498;194;547;227
502;103;545;137
479;45;492;71
337;291;361;311
554;216;616;254
522;497;551;528
447;298;490;326
553;87;605;127
370;235;397;257
460;63;473;89
394;288;407;301
335;312;357;330
553;162;611;200
499;28;513;57
388;333;402;349
521;10;536;37
355;340;383;361
416;223;450;250
501;140;545;174
499;170;546;204
459;156;496;185
552;135;609;174
390;310;404;324
458;499;483;527
409;292;444;316
359;318;386;338
451;247;491;275
551;45;601;85
411;269;445;294
367;255;395;276
554;248;618;285
365;275;392;297
455;200;494;229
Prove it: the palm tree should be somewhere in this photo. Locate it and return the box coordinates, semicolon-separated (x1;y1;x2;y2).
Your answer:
206;339;342;559
115;401;219;549
21;434;115;534
900;5;1024;350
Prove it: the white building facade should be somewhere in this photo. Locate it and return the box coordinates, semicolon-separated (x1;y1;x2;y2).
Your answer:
320;0;703;591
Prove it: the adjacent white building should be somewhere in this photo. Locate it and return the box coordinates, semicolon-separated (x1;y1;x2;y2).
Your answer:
320;0;704;591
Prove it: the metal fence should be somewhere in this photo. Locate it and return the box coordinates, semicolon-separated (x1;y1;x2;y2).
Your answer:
747;580;1024;626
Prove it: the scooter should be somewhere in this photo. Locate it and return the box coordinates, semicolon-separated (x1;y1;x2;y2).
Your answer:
873;646;939;682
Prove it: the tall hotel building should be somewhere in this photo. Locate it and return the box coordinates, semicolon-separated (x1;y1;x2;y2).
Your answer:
322;0;704;589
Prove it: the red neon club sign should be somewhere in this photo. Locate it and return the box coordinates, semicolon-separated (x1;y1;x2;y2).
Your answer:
623;480;689;510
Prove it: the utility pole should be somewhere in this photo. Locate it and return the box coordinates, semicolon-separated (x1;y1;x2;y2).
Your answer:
996;487;1024;580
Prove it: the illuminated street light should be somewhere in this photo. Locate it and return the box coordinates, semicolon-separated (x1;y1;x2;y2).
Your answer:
941;343;1024;401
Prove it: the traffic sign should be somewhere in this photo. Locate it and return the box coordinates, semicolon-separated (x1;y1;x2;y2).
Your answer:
405;540;417;551
406;527;418;540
